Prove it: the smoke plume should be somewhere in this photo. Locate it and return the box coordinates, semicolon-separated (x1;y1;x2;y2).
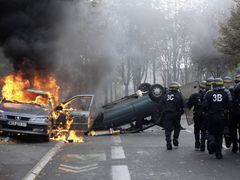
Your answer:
0;0;65;75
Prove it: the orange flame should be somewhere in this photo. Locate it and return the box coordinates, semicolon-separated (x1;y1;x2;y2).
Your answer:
1;72;60;106
1;71;84;143
51;110;84;143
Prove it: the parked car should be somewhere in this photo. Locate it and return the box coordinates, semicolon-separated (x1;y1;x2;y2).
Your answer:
91;84;165;132
0;89;53;141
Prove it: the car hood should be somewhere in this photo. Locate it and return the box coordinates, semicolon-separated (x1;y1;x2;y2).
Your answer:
0;102;50;116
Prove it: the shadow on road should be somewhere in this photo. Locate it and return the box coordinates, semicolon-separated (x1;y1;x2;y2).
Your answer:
0;132;49;144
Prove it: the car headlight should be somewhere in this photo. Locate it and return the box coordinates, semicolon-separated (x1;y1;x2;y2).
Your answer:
0;110;5;118
29;117;49;123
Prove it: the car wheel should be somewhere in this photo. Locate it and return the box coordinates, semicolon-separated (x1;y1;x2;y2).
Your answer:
149;84;165;102
138;83;151;93
41;134;51;142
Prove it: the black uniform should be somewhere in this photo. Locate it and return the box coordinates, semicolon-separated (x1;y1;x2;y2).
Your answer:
161;89;184;148
231;83;240;152
187;89;207;150
203;88;231;157
223;87;234;149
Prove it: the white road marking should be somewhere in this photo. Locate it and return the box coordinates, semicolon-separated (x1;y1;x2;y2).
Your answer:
111;146;126;159
112;165;131;180
59;163;98;170
22;141;64;180
64;153;106;161
111;135;131;180
75;166;98;173
111;136;121;145
59;167;79;173
59;164;98;173
59;167;98;173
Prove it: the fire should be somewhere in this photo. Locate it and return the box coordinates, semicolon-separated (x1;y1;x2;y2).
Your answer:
1;72;59;106
67;130;84;143
1;71;84;143
51;107;84;143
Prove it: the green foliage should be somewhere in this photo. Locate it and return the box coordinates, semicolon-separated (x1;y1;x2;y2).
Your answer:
217;3;240;65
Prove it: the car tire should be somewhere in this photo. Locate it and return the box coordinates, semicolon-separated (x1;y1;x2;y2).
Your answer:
41;133;51;142
138;83;151;93
149;84;165;102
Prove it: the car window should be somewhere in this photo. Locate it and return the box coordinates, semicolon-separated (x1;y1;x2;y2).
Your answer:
69;96;92;111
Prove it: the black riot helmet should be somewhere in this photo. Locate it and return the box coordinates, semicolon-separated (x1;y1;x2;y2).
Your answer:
169;82;180;90
223;76;233;89
199;80;206;89
206;77;214;90
234;74;240;83
223;76;233;84
213;78;224;89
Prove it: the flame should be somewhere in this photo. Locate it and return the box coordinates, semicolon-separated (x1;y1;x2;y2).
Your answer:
51;109;84;143
1;72;59;106
1;71;84;143
67;130;84;143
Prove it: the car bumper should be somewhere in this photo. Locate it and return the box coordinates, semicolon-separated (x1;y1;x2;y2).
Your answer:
0;120;48;135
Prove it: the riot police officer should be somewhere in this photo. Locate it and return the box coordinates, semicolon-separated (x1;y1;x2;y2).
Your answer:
231;74;240;152
223;76;234;149
203;78;232;159
187;81;207;151
223;76;234;90
206;77;214;91
161;82;184;150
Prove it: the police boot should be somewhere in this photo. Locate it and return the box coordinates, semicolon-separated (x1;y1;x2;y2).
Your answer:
167;143;172;150
207;142;217;154
215;152;223;159
195;141;200;149
238;140;240;152
232;143;238;153
173;139;179;147
224;135;231;148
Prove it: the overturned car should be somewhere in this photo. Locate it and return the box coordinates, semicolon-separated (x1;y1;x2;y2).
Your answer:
91;83;166;132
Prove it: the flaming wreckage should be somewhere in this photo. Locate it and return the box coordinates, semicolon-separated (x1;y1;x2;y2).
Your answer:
0;72;178;142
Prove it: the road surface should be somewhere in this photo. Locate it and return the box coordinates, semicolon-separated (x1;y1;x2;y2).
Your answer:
1;120;240;180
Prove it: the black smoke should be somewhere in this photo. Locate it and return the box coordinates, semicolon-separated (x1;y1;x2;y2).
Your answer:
0;0;65;75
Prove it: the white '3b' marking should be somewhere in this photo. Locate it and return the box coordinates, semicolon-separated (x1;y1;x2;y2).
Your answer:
213;94;222;102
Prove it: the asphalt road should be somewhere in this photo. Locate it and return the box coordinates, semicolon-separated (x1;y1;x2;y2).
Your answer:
0;136;57;180
1;120;240;180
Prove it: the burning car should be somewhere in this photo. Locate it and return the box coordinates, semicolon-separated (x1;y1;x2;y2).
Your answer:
0;72;95;142
91;83;165;132
0;72;59;141
0;89;53;141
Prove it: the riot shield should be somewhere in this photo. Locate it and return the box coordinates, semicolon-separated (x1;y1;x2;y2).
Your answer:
180;81;199;126
179;81;199;100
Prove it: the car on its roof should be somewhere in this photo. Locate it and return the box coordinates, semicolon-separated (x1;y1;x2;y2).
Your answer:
91;83;165;132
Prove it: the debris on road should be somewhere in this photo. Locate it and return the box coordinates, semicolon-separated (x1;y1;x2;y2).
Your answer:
88;129;120;136
0;134;17;144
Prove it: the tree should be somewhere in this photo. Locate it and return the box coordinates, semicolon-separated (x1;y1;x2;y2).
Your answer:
217;1;240;67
